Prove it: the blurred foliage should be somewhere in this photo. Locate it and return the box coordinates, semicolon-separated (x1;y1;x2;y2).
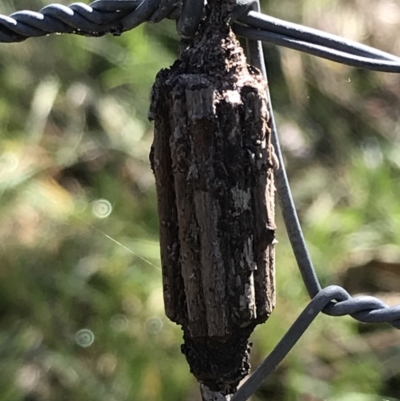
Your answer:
0;1;400;400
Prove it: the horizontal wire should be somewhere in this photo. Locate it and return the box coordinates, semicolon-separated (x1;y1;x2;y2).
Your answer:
241;11;400;62
0;0;176;42
234;24;400;72
0;0;399;74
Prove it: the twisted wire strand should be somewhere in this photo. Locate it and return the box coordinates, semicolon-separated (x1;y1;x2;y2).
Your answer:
231;286;366;401
232;286;400;401
2;0;400;73
0;0;179;42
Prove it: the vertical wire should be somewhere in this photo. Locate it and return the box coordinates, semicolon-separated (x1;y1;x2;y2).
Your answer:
246;1;321;298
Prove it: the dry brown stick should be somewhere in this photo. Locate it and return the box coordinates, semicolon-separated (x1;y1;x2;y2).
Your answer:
150;0;276;399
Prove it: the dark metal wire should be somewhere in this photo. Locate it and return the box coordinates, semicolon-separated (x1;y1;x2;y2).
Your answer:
240;0;400;327
2;0;400;73
232;285;362;401
2;0;400;399
234;24;400;72
244;0;322;299
232;1;400;399
234;10;400;71
232;289;400;401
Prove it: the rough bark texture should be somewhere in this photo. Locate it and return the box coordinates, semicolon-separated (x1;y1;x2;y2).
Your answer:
149;0;275;395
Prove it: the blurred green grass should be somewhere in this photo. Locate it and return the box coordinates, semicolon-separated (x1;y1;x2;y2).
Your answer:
0;1;400;400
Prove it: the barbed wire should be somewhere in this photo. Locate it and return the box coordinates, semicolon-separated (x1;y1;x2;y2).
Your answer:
1;0;400;400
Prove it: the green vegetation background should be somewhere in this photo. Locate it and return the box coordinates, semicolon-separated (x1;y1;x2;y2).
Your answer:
0;1;400;400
